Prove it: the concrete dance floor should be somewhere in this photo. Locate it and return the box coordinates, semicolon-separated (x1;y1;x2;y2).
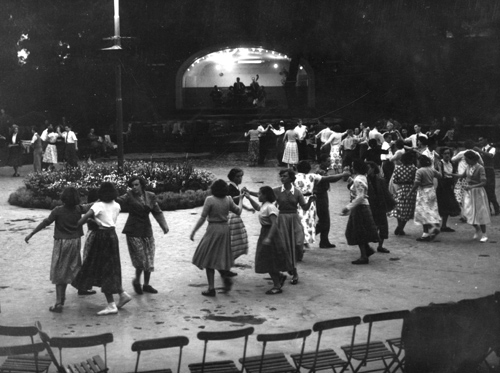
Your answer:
0;155;499;372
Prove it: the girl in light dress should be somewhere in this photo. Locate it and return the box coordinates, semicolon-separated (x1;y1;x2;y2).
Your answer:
190;179;243;296
282;126;299;168
453;151;490;242
321;125;347;174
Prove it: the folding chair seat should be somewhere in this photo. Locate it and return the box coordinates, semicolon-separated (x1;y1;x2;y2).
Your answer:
386;337;405;372
291;317;361;373
188;327;254;373
0;325;52;373
239;329;312;373
341;310;409;373
36;321;113;373
128;336;189;373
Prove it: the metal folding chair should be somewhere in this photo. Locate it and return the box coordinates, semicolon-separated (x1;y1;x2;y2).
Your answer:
128;336;189;373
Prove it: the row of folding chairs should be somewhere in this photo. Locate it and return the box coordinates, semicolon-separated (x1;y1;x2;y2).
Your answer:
0;310;410;373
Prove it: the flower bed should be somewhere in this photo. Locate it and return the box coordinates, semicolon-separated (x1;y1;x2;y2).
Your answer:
8;160;216;210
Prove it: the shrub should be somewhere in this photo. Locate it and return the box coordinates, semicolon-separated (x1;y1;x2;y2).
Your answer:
9;160;215;210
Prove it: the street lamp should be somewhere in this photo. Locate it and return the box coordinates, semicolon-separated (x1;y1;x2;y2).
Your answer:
102;0;124;172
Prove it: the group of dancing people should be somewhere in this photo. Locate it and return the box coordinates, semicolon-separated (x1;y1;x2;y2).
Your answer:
24;141;495;308
25;176;169;315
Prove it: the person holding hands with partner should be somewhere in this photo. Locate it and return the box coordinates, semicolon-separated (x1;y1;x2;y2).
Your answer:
116;176;169;295
190;179;243;296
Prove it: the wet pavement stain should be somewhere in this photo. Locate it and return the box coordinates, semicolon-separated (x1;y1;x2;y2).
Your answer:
204;314;266;325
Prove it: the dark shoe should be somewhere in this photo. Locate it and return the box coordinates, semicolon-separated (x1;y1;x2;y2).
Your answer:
49;303;63;313
222;277;233;292
225;271;238;277
352;258;369;265
290;275;299;285
394;227;401;235
279;274;287;288
202;289;216;297
441;226;455;233
319;242;336;249
429;228;440;241
132;279;143;295
78;289;96;295
377;247;390;253
265;287;283;295
366;246;376;257
142;285;158;294
416;236;431;242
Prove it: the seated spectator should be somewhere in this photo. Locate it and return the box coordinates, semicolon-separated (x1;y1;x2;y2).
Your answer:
209;85;223;107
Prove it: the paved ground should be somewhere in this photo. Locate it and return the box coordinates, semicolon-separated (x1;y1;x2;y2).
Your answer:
0;153;499;372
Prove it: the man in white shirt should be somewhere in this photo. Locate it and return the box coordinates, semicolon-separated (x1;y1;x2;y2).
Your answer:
62;124;79;167
381;133;394;183
315;123;333;156
294;119;308;161
404;124;428;149
270;121;286;166
368;121;384;146
475;136;499;215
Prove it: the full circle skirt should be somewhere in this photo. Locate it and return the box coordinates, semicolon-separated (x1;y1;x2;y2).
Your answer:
192;222;233;271
345;204;379;245
255;225;294;274
50;238;82;284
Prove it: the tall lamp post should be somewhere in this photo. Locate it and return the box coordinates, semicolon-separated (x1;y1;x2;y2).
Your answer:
102;0;124;172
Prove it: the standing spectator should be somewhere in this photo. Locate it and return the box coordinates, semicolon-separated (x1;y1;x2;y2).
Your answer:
322;125;348;174
409;155;442;242
73;182;132;315
436;147;461;232
62;124;79;167
233;77;246;106
282;124;300;168
209;85;223;107
314;155;350;248
244;186;290;295
366;162;394;253
273;169;315;284
24;187;85;313
256;86;267;108
30;126;43;173
116;176;169;295
7;124;23;177
244;125;260;167
190;179;243;296
294;119;308;161
454;151;491;242
475;136;500;215
257;123;271;165
342;159;380;265
225;168;250;276
270;121;286;166
392;151;418;235
340;128;358;169
249;75;260;105
42;126;60;171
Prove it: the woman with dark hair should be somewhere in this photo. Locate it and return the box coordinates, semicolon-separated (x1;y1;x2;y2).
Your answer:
42;125;60;171
25;187;85;313
454;151;490;242
225;168;249;276
190;179;243;296
392;151;418;235
342;159;380;264
7;124;23;177
321;124;347;174
30;126;43;173
245;186;290;294
73;182;132;315
366;162;392;254
436;147;461;232
273;169;315;284
388;139;406;195
116;176;169;295
408;155;442;241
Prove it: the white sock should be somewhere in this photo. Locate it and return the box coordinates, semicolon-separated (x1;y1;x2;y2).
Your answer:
422;233;429;237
